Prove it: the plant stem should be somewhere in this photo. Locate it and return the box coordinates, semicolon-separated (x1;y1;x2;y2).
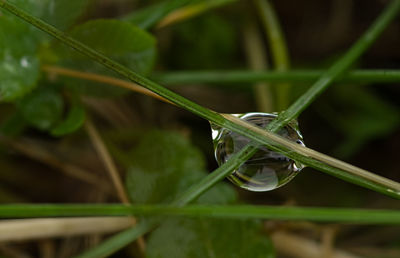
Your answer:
1;204;400;225
84;120;130;204
156;0;236;28
73;145;254;257
243;21;274;112
76;220;154;258
2;0;400;256
122;0;236;30
46;65;400;86
0;217;134;241
121;0;192;29
42;65;170;103
0;135;113;194
42;64;400;198
85;116;146;252
222;114;400;197
153;69;400;84
2;0;399;198
173;145;254;205
254;0;291;110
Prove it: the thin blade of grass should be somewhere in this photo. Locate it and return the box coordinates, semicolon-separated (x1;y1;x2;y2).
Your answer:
75;220;153;258
254;0;291;110
1;204;400;225
1;0;399;199
1;1;400;257
153;69;400;85
69;0;400;254
156;0;236;28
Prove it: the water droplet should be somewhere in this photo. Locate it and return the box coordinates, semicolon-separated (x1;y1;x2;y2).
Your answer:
210;112;305;192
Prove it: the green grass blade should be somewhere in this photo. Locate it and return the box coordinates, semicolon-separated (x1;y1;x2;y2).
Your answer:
157;0;237;28
1;204;400;225
267;0;400;129
75;220;154;258
1;0;399;199
71;148;253;257
121;0;192;29
216;0;400;199
2;0;400;257
244;21;275;112
254;0;291;110
153;69;400;85
173;145;253;205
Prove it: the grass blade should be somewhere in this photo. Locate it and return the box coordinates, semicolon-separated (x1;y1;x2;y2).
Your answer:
153;69;400;85
1;0;399;198
1;204;400;225
1;1;400;257
75;220;153;258
254;0;291;110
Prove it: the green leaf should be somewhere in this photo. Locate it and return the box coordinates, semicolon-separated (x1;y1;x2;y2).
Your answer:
69;19;156;75
8;0;89;30
0;9;40;101
58;19;156;96
125;130;226;204
37;0;90;30
51;101;85;136
125;130;237;205
125;130;273;258
19;88;64;130
146;218;274;258
0;0;90;102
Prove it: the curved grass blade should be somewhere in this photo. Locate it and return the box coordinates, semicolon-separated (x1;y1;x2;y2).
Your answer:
1;0;400;199
1;1;400;257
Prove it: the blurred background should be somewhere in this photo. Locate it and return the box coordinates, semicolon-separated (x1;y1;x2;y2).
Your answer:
0;0;400;257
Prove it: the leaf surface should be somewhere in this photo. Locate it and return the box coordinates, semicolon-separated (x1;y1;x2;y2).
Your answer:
58;19;157;96
51;101;85;136
19;88;64;130
125;130;274;258
0;9;40;101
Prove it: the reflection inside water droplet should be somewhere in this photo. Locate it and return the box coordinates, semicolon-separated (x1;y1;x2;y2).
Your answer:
210;112;305;192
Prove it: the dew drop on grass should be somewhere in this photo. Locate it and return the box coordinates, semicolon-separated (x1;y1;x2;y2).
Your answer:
210;112;305;192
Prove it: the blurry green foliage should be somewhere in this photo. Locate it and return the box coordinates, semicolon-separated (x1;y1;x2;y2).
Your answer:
123;0;197;29
147;218;274;258
321;85;399;157
126;130;221;204
0;1;40;101
126;130;274;257
5;0;90;28
0;0;400;256
36;0;90;30
0;0;89;135
0;1;156;134
57;19;156;96
164;14;239;69
67;19;156;76
51;99;85;136
0;0;90;101
19;88;64;131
